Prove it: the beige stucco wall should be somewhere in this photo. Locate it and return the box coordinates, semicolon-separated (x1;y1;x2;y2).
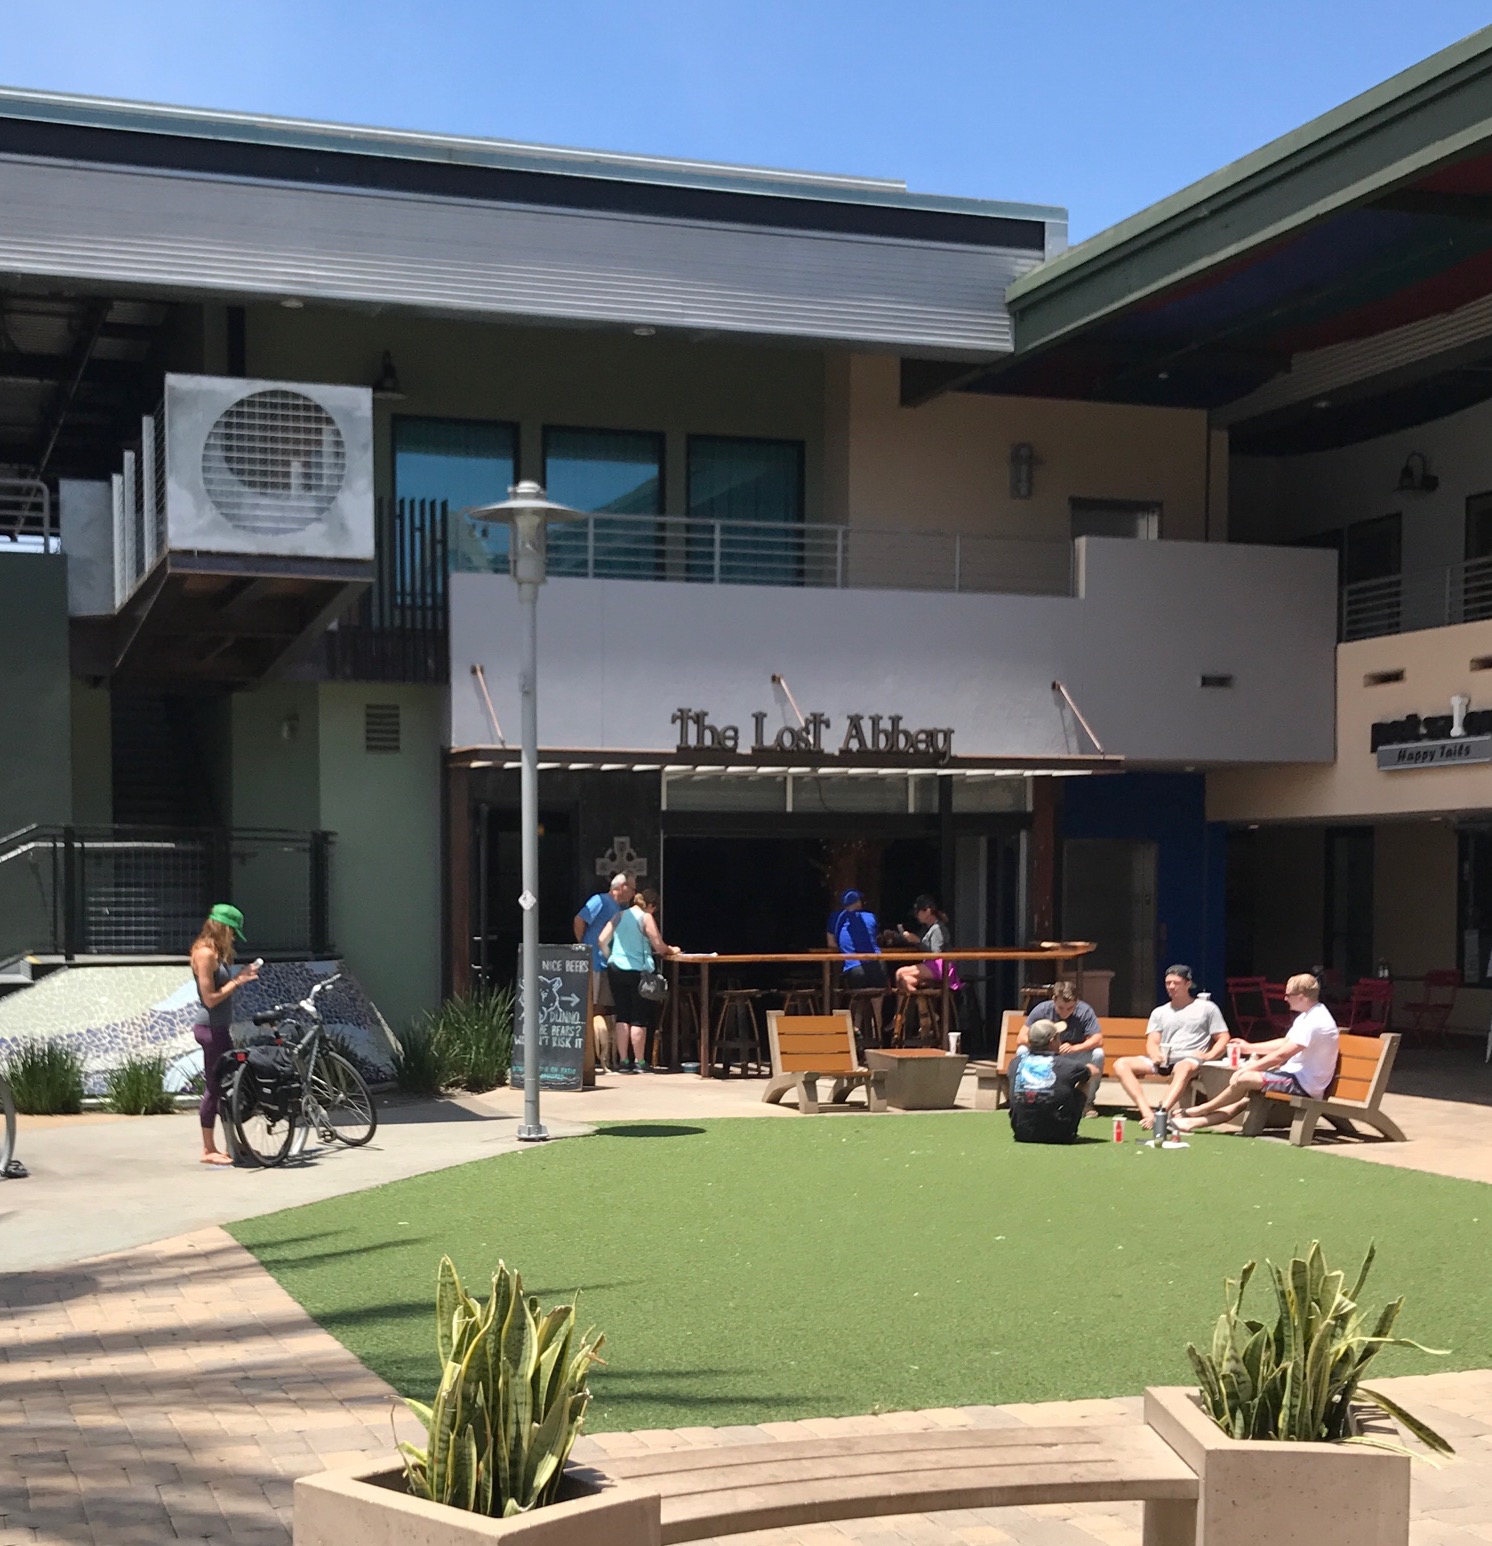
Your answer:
1209;617;1492;822
842;355;1218;540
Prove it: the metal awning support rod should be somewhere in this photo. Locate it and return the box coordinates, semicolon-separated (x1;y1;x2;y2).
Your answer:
1051;679;1105;754
470;663;507;747
770;673;807;728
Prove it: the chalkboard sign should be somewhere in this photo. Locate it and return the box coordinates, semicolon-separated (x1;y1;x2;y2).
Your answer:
511;944;592;1093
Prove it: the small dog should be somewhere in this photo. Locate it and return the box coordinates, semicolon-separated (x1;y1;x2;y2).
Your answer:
591;1013;615;1074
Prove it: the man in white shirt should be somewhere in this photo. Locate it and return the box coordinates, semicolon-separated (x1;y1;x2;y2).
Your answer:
1172;972;1340;1133
1114;964;1230;1130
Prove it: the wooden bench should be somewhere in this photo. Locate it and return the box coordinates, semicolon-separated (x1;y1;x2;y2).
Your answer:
972;1010;1216;1111
1240;1030;1405;1146
762;1011;887;1114
602;1422;1199;1544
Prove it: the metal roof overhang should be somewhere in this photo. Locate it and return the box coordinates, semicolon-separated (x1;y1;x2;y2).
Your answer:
448;746;1122;776
938;27;1492;453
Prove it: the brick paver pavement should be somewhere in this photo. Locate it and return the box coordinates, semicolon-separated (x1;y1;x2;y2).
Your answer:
5;1225;1492;1545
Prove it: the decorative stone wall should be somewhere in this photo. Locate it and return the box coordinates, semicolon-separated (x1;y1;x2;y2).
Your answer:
0;960;398;1094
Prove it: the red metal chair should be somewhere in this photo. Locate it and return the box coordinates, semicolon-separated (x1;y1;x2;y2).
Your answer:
1345;978;1394;1037
1402;969;1461;1047
1225;977;1272;1040
1262;982;1295;1035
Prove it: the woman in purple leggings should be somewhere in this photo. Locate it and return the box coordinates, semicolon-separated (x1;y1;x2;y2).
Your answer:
191;904;258;1166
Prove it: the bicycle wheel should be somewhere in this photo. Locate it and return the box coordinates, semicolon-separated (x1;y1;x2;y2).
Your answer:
230;1062;297;1167
307;1051;377;1146
0;1076;15;1175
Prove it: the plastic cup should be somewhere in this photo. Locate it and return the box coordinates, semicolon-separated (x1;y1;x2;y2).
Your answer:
947;1032;961;1055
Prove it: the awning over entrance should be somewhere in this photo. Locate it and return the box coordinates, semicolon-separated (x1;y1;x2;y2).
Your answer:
448;746;1123;777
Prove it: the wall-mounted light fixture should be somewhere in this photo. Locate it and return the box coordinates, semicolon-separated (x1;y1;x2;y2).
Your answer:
372;351;406;401
280;712;300;742
1009;442;1037;500
1396;451;1439;493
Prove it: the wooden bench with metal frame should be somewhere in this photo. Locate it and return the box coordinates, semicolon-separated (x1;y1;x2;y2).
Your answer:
762;1011;887;1114
1239;1030;1405;1146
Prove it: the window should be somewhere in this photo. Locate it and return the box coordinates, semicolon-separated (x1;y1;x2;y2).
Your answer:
687;435;805;584
1301;514;1402;640
393;418;516;573
543;427;664;579
1069;498;1160;540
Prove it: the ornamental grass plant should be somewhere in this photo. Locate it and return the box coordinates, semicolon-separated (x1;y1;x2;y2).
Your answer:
427;983;515;1094
391;1019;449;1097
3;1038;85;1115
1187;1240;1453;1457
103;1053;175;1115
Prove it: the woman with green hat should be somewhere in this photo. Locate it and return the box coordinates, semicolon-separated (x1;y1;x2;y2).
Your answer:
191;905;259;1165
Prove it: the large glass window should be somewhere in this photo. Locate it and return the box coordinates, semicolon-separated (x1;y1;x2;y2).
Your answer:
393;417;516;573
687;435;805;584
544;427;663;579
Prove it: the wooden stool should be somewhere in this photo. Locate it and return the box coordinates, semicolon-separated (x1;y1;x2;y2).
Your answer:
845;987;888;1054
713;989;766;1077
1019;982;1053;1012
893;986;947;1048
779;986;822;1015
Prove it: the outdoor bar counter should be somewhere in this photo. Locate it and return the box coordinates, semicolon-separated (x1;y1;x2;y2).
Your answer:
663;944;1094;1076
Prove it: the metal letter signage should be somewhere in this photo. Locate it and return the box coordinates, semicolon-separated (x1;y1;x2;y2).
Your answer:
1377;736;1492;771
672;706;954;766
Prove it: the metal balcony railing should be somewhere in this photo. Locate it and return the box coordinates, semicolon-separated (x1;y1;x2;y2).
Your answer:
0;824;334;964
1340;556;1492;641
459;511;1076;596
0;478;56;551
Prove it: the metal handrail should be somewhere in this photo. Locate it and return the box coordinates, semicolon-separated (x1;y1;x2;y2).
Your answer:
0;479;54;548
1340;555;1492;640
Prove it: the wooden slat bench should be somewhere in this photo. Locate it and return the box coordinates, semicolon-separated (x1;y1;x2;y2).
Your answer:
1239;1030;1405;1146
763;1011;887;1114
972;1010;1215;1112
603;1423;1199;1544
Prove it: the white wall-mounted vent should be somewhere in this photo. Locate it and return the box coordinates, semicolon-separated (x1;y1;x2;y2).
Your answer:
163;373;372;561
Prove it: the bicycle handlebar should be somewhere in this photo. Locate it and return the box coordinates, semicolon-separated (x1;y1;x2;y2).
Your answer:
249;974;343;1025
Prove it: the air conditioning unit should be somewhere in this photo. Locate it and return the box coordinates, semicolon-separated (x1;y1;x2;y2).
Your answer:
161;373;374;561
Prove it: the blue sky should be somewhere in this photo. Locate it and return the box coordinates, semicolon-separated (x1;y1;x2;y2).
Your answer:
4;2;1489;240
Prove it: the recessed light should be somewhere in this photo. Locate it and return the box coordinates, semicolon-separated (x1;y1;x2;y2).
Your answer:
1158;370;1170;381
280;298;305;310
632;325;656;337
1312;397;1331;409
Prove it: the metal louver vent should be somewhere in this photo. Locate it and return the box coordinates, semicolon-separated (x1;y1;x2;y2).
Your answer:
364;703;401;754
201;388;347;536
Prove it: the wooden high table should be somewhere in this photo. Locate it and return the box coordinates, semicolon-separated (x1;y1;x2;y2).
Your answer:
664;944;1095;1077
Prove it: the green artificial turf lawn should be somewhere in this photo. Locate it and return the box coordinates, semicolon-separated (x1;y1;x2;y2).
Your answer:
229;1117;1492;1432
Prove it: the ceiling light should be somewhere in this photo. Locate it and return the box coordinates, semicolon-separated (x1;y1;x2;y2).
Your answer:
280;298;305;310
632;325;656;337
371;350;406;401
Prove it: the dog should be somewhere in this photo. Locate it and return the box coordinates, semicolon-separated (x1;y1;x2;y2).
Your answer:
591;1012;615;1074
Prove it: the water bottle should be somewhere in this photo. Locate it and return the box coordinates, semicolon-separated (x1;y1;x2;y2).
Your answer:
1153;1107;1169;1145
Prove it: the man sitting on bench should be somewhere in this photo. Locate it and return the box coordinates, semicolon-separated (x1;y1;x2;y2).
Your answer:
1022;978;1103;1114
1114;964;1229;1130
1009;1020;1100;1144
1173;972;1339;1133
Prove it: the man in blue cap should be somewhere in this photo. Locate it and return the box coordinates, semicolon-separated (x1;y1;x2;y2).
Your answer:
826;890;885;988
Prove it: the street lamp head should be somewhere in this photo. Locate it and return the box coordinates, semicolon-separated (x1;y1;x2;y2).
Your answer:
462;480;587;588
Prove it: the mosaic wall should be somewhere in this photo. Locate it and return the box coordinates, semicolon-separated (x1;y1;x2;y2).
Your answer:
0;960;398;1094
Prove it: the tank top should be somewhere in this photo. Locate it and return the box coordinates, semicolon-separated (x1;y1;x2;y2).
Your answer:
199;960;232;1029
608;907;654;973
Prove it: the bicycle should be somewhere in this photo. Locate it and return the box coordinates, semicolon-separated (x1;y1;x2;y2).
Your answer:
226;974;378;1166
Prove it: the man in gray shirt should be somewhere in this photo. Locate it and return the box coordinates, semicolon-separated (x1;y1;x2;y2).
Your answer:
1114;963;1229;1130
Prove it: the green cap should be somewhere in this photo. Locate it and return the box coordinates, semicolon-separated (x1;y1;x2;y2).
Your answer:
208;903;246;941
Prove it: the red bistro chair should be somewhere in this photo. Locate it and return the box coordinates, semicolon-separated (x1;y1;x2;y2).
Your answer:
1262;983;1295;1035
1345;978;1394;1037
1402;969;1461;1047
1225;977;1272;1040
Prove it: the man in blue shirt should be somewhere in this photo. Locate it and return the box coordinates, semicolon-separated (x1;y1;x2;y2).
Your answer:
575;873;633;1063
826;890;885;988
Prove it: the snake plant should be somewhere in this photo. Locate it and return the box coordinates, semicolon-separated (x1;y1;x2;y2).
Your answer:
400;1256;605;1516
1186;1240;1452;1459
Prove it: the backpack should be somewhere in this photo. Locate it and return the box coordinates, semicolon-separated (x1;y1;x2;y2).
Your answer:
1009;1052;1084;1145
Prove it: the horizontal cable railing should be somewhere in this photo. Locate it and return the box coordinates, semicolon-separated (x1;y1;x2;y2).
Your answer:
0;478;56;551
1340;556;1492;641
460;511;1075;596
0;825;334;962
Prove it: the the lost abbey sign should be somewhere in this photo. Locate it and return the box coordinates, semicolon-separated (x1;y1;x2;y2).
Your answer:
672;706;954;764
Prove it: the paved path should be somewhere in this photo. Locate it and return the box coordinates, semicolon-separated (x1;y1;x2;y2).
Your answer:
3;1224;1491;1546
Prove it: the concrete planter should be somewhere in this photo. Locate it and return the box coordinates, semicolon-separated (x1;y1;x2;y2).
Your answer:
864;1049;968;1109
1145;1386;1410;1546
294;1460;660;1546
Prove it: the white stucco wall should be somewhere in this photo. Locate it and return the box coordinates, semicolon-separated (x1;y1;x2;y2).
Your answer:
449;537;1336;766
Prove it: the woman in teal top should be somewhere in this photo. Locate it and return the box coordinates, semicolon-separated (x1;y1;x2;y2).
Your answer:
600;888;677;1073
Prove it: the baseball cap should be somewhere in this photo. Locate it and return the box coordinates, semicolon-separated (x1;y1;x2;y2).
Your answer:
840;889;863;906
208;903;247;941
1164;963;1193;981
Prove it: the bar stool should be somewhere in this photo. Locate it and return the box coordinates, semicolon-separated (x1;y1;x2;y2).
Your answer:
845;987;888;1055
893;986;947;1048
713;988;766;1077
778;986;822;1015
1020;982;1054;1013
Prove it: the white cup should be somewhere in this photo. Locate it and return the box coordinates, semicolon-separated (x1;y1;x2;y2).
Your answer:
947;1031;962;1055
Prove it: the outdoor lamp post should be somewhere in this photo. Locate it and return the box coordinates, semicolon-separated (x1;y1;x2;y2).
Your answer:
464;480;586;1142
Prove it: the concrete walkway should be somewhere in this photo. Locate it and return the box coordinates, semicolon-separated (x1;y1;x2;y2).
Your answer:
3;1223;1491;1546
